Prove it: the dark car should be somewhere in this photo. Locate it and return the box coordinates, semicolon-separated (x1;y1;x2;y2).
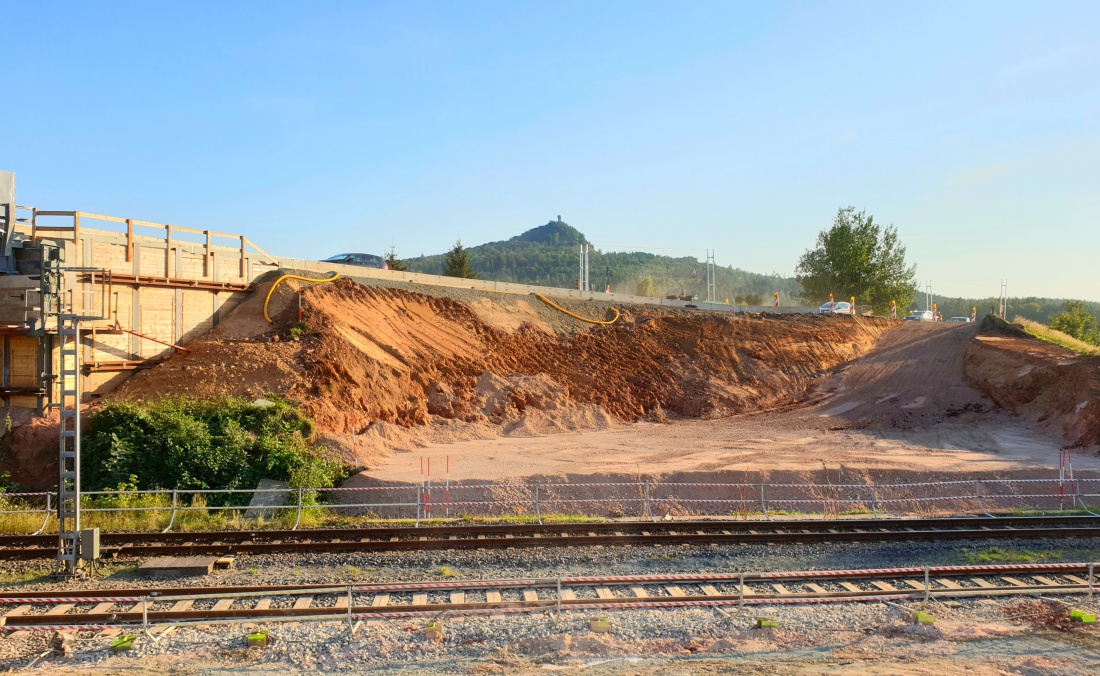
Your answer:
321;253;388;270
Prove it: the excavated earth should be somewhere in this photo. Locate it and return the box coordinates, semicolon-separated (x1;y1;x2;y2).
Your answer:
108;278;890;469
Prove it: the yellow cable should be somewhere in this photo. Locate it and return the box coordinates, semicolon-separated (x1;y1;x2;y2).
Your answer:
263;272;340;323
533;293;620;325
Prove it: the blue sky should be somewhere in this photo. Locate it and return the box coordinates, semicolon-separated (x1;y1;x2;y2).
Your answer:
4;1;1098;300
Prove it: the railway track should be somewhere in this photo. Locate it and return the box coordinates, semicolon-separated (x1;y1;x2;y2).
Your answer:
0;562;1096;632
1;515;1099;560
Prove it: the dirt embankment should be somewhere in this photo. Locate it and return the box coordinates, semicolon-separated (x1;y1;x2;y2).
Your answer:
965;317;1100;449
111;280;891;462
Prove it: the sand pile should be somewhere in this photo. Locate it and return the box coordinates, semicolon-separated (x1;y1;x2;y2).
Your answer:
112;279;892;462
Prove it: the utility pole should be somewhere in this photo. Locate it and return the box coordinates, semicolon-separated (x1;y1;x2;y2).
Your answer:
705;250;716;303
1000;280;1008;318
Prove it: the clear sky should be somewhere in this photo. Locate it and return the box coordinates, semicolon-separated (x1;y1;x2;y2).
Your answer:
3;1;1098;300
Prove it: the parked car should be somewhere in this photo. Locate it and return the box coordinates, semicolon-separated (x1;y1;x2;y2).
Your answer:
904;310;935;322
817;301;851;314
947;316;971;323
321;253;388;270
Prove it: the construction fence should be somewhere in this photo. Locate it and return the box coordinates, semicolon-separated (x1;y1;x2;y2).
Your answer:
2;477;1098;533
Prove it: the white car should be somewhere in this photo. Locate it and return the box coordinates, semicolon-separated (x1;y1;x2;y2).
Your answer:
818;301;851;314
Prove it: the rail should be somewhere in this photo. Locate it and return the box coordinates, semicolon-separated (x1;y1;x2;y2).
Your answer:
2;476;1098;533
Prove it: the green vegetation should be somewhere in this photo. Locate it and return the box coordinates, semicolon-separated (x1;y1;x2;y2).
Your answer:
437;566;459;578
795;207;916;314
1049;301;1100;345
409;220;802;302
82;397;344;505
441;239;477;279
960;546;1061;564
384;244;409;272
1016;317;1100;355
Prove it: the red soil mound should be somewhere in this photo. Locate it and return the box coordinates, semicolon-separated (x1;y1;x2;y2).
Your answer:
115;280;892;439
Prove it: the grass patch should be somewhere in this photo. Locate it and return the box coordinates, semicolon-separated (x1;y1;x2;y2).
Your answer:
1015;317;1100;355
0;567;52;586
437;566;459;578
961;546;1062;564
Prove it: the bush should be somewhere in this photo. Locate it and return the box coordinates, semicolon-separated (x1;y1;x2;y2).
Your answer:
82;397;344;505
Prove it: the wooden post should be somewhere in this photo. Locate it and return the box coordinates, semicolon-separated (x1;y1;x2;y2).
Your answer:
73;212;80;239
165;225;172;280
204;230;211;278
126;219;134;262
31;207;37;239
239;235;246;279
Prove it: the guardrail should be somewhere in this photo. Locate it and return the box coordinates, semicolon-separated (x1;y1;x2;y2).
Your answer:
2;477;1097;533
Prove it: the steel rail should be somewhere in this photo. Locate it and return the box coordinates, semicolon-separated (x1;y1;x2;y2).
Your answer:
1;515;1099;560
0;562;1095;631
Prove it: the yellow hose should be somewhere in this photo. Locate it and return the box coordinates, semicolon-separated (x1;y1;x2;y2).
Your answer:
263;272;340;323
533;293;620;325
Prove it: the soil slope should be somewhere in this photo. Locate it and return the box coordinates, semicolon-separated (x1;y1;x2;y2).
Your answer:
112;279;891;453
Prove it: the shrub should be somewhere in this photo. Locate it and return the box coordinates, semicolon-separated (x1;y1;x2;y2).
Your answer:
82;396;344;505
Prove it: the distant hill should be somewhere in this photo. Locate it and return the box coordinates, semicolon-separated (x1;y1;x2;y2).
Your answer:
404;220;804;303
920;294;1100;325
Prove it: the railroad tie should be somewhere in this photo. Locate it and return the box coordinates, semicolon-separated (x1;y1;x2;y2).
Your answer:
631;587;648;599
840;582;862;593
902;580;928;591
700;585;720;597
560;589;577;601
999;577;1028;587
1065;575;1089;585
367;595;389;624
770;584;793;596
805;583;828;594
412;594;428;606
334;597;349;609
449;592;465;605
1032;576;1059;586
90;603;116;614
871;581;896;592
212;599;235;611
596;587;615;600
969;578;996;588
486;591;504;620
665;586;686;598
292;597;312;610
523;591;539;602
255;599;272;610
937;579;962;589
44;604;75;616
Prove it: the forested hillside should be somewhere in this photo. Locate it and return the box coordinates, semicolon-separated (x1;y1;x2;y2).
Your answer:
926;295;1100;325
405;220;804;303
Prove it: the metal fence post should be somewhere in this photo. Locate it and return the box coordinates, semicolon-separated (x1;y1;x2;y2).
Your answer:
534;482;542;524
760;484;771;521
1089;563;1095;599
975;480;993;517
739;572;745;609
292;488;303;530
870;485;879;520
644;482;654;522
416;485;422;527
923;566;930;603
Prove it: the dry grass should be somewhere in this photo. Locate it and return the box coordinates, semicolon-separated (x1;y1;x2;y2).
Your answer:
1014;316;1100;355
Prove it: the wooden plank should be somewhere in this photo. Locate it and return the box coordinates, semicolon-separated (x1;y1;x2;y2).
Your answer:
90;603;116;614
665;586;686;597
840;582;862;593
999;577;1028;587
449;593;465;605
485;592;502;604
631;587;648;598
560;589;577;600
595;587;615;599
372;595;390;607
254;600;272;610
806;583;828;594
523;591;539;602
871;581;897;591
412;594;428;606
212;599;235;611
700;585;720;596
902;580;928;590
44;604;75;616
1065;575;1089;585
771;584;793;596
1032;576;1059;586
4;605;33;617
937;579;962;589
334;597;349;609
969;578;996;588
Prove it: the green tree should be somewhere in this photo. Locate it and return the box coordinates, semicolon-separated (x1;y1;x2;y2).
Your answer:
795;207;916;315
634;277;657;297
384;245;408;272
1050;301;1100;344
442;239;477;279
